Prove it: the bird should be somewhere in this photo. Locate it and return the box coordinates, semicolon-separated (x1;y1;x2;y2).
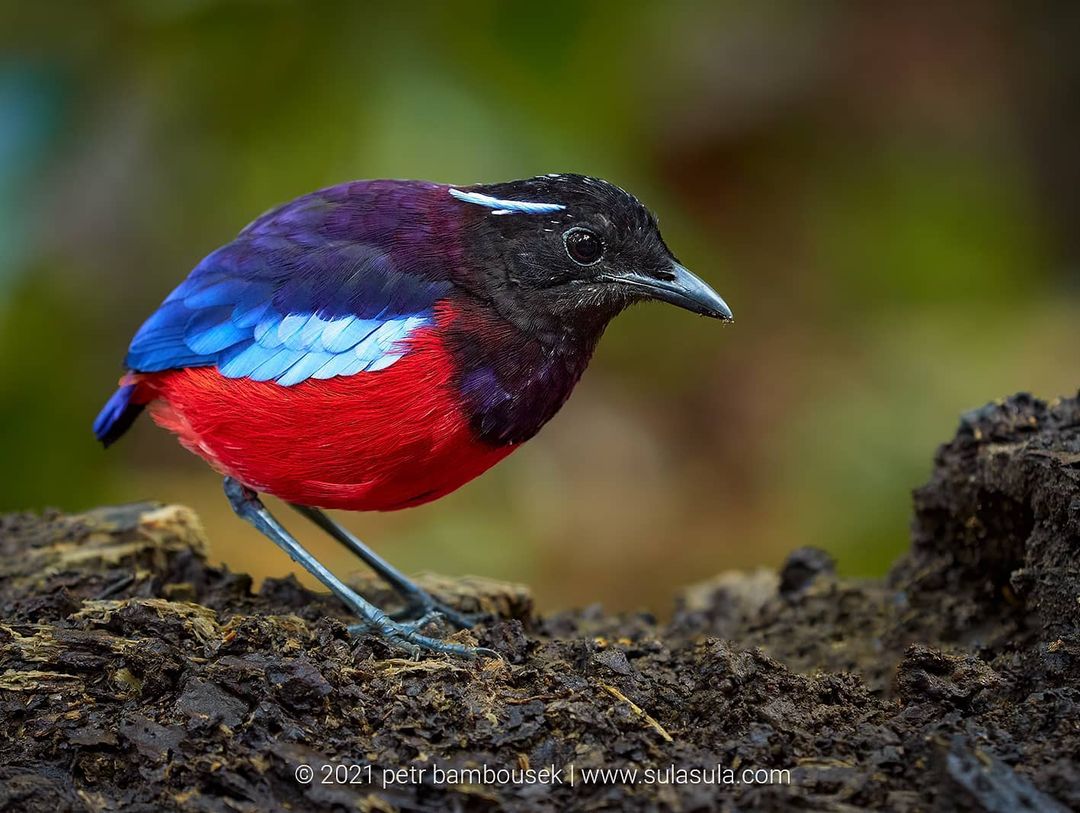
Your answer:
93;174;733;658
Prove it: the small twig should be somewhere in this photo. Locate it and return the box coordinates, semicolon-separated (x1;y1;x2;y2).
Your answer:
505;694;559;705
371;658;473;676
599;682;674;743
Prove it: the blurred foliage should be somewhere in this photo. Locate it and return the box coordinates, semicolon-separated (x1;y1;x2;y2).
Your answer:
0;1;1077;612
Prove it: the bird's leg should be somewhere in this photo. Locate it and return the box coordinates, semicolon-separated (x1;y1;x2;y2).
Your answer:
223;478;495;659
289;503;477;629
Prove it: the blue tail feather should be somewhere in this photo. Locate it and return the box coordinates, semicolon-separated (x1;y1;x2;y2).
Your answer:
93;383;143;446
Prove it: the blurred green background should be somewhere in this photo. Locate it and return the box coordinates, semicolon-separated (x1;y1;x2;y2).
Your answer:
1;1;1077;613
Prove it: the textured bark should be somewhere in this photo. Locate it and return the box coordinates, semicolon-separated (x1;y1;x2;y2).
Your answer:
1;392;1079;812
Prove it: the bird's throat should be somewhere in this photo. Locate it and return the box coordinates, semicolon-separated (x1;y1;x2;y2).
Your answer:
442;299;606;447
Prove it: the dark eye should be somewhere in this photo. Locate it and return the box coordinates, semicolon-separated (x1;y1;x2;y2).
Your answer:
563;227;604;266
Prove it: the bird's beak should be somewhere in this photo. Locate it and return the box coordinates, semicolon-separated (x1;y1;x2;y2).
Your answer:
607;262;733;321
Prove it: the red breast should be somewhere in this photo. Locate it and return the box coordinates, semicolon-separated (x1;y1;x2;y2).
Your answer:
134;325;515;511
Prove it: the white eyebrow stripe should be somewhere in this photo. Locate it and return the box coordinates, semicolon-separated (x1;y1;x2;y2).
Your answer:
448;187;565;214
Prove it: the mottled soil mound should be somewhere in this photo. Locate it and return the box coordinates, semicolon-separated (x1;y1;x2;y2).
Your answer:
1;392;1078;812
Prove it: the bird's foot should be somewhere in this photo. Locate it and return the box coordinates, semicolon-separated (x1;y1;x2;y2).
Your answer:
389;597;481;630
284;504;487;633
347;614;498;660
393;609;445;634
223;480;497;661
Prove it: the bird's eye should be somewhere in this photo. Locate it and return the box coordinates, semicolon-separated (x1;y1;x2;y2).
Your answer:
563;227;604;266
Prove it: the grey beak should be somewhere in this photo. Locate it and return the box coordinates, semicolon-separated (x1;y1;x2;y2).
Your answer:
608;262;733;320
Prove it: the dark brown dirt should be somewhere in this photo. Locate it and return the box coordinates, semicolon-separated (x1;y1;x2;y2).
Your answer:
1;392;1079;812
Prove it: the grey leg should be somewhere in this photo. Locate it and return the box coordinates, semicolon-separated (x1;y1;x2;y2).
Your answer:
223;478;495;660
289;503;477;629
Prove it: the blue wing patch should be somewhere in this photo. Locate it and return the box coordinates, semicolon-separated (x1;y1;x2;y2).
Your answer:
215;313;430;385
125;240;442;386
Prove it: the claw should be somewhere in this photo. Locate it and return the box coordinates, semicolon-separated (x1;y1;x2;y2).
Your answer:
392;599;480;630
398;610;444;633
429;603;481;630
347;618;500;660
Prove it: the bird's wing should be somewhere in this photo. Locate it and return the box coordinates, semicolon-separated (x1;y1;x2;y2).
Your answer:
125;183;454;386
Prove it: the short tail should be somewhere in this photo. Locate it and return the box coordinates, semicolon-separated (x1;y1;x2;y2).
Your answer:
93;381;145;447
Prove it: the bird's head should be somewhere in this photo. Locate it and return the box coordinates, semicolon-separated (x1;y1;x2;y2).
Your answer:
447;174;732;339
